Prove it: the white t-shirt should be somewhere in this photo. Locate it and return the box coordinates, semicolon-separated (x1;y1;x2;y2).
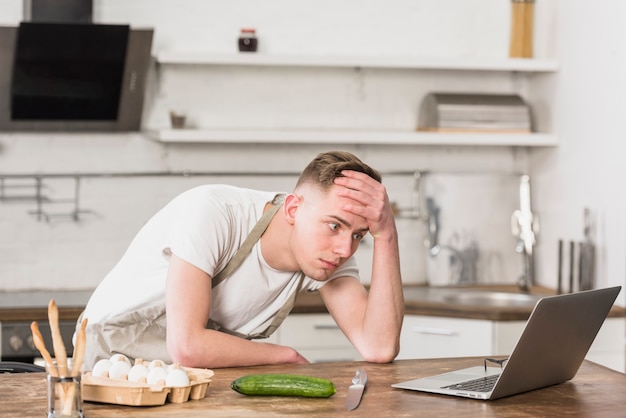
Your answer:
82;184;359;336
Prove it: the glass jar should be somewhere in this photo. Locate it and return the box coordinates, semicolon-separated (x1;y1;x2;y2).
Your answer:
238;28;258;52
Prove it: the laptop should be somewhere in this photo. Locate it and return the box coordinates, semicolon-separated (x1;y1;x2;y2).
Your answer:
392;286;621;400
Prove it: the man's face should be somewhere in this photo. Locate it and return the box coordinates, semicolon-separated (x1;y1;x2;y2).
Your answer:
288;184;369;281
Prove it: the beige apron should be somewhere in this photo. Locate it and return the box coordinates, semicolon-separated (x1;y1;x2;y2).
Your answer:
81;194;305;368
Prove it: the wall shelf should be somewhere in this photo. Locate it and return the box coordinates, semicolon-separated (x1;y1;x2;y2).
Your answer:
155;52;558;72
153;53;558;146
151;129;558;147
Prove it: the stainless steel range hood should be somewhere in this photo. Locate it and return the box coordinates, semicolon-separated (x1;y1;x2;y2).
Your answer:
0;1;153;132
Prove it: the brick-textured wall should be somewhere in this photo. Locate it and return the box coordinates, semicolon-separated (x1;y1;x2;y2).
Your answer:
0;0;548;291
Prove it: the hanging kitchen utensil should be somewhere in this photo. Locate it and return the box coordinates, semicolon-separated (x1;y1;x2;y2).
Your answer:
579;208;596;291
568;240;575;293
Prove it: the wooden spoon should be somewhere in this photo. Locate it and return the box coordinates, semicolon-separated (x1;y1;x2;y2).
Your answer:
48;299;69;377
30;321;57;377
70;318;88;377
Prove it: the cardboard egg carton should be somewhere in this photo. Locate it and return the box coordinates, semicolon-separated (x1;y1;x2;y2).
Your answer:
82;366;214;406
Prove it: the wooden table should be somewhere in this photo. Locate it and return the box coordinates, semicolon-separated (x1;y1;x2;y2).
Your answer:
1;358;625;417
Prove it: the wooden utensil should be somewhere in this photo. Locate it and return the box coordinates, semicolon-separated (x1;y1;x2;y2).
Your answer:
71;318;88;377
64;317;87;417
48;299;69;377
509;0;534;58
30;321;58;377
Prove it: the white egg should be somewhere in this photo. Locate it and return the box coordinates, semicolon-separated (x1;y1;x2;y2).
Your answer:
110;354;132;367
166;366;190;387
146;366;168;385
127;363;150;383
91;359;112;377
148;359;166;370
108;360;131;380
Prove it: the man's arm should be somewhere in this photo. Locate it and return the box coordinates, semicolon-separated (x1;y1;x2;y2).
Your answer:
320;170;404;363
165;254;309;368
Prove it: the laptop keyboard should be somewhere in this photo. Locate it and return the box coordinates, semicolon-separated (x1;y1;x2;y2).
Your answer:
441;374;499;392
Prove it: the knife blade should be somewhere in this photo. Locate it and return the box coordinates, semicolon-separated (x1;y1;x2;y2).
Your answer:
345;368;367;411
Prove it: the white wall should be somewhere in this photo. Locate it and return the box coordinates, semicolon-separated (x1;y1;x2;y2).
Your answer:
8;1;618;303
530;0;626;306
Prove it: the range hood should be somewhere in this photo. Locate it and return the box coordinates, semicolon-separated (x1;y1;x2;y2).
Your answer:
23;0;93;23
0;1;153;132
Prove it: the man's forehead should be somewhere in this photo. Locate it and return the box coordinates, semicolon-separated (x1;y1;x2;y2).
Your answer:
297;187;369;231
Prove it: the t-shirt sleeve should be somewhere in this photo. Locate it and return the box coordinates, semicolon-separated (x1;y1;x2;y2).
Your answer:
166;194;235;277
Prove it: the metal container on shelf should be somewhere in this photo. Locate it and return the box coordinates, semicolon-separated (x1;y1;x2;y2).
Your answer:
418;93;532;133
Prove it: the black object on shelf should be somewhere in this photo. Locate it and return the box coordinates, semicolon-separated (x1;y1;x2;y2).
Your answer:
238;28;258;52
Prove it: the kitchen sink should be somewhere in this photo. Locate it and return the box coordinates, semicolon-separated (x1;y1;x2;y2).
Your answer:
402;286;549;309
441;291;545;307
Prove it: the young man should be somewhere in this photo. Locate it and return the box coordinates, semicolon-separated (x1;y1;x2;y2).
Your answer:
78;151;404;369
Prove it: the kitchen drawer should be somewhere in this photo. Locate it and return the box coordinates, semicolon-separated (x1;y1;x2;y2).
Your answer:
586;318;626;373
298;348;362;363
279;314;351;348
398;315;493;359
588;318;625;352
492;321;526;355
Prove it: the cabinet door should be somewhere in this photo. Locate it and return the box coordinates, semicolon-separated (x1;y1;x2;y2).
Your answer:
493;321;526;355
398;315;493;359
586;318;626;373
278;314;362;362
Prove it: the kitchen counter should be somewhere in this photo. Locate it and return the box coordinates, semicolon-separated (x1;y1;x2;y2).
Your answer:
1;285;624;322
2;358;626;417
295;284;626;321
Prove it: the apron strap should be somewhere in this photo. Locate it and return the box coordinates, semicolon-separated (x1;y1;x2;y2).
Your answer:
246;272;305;339
207;193;300;340
212;194;285;288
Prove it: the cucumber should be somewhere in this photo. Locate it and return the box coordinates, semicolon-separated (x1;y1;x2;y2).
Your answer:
230;373;336;398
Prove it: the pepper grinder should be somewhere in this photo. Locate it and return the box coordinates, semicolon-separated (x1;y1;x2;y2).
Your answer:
509;0;534;58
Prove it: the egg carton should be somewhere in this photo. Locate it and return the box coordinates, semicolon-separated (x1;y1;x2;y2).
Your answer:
82;367;214;406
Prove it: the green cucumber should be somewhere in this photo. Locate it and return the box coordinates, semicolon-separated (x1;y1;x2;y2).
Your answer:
230;373;336;398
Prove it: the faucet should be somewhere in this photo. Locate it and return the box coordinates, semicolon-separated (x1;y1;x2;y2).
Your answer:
511;175;538;291
424;197;440;256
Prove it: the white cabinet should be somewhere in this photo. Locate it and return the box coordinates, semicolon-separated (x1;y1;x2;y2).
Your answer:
273;314;362;363
272;314;624;372
398;315;626;373
585;318;625;373
397;315;526;360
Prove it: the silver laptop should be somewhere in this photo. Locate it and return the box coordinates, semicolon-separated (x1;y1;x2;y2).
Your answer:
392;286;621;400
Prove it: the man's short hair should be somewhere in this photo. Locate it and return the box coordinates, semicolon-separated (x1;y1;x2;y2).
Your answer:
295;151;382;191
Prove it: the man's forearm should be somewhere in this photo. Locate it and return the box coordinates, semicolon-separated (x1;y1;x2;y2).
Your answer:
362;231;404;362
168;329;308;368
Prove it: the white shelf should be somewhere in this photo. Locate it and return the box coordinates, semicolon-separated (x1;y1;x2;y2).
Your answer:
155;52;558;72
151;129;558;147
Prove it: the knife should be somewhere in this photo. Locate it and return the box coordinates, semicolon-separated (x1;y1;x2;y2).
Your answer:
345;368;367;411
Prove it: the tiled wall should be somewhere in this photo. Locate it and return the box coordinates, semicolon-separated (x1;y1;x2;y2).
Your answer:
0;136;527;291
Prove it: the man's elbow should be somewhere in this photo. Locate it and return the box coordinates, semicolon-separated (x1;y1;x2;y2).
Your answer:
361;342;400;364
167;338;203;368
